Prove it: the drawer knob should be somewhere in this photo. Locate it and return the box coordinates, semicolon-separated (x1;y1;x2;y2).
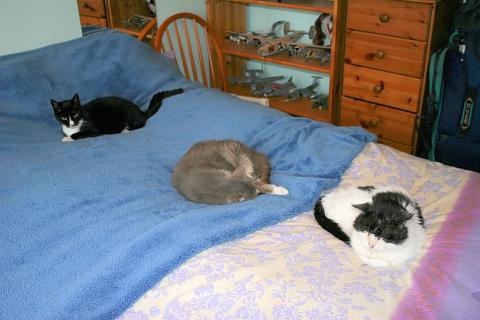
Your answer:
368;119;379;128
373;81;384;94
375;50;385;59
359;119;369;129
359;119;380;129
379;13;390;23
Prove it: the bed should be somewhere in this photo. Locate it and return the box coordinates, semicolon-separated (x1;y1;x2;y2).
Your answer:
1;30;479;320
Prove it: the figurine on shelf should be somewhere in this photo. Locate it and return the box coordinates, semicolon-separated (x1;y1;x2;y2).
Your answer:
258;77;296;97
228;69;284;93
225;21;330;58
284;76;327;109
304;49;331;66
230;68;326;110
284;76;322;102
225;20;284;45
144;0;156;16
124;14;153;29
311;93;329;110
312;14;333;47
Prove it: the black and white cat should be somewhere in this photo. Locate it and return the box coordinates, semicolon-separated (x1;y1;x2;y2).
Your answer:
172;139;288;204
314;185;426;267
50;89;183;141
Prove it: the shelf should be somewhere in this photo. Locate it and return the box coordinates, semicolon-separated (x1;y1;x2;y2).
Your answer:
229;85;330;122
208;0;343;124
222;40;331;74
225;0;333;14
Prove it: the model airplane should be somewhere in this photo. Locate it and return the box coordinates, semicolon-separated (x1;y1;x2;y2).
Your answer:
229;68;327;109
304;49;331;66
124;14;153;29
225;20;285;46
284;76;322;102
253;77;296;97
225;21;330;58
228;69;284;92
310;93;329;109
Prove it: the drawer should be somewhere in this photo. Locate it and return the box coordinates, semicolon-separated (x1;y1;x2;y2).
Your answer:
379;139;413;154
347;0;431;41
80;15;107;27
340;96;416;146
345;30;426;78
343;64;422;113
78;0;106;19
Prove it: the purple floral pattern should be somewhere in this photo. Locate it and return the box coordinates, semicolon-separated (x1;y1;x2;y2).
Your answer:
119;143;471;320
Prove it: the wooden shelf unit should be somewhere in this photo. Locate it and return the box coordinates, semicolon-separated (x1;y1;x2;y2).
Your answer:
225;0;334;13
207;0;346;124
77;0;156;42
222;40;330;74
230;85;330;121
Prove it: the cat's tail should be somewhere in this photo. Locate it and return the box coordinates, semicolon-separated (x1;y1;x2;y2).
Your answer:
314;197;351;245
144;88;184;118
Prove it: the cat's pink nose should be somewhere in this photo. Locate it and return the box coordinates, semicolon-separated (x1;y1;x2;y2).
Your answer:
368;235;377;248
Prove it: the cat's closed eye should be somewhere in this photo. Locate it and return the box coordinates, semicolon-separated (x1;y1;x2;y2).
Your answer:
369;226;382;237
381;226;407;243
352;213;372;232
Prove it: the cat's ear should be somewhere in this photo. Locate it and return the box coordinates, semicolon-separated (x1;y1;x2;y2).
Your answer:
50;99;60;110
352;203;373;214
72;93;80;105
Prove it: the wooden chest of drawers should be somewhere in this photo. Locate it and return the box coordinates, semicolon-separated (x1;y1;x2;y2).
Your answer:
339;0;456;154
77;0;108;27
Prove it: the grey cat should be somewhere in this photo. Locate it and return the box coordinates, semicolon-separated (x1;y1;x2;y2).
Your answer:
172;139;289;204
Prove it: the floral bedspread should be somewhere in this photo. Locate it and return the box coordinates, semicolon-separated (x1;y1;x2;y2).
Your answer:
120;143;480;320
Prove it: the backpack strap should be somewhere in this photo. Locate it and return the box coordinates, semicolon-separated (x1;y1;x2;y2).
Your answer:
427;47;450;160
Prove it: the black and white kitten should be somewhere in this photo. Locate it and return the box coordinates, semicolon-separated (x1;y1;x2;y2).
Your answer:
314;185;426;267
50;89;183;141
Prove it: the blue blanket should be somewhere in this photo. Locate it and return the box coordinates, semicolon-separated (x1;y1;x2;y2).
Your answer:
0;30;375;319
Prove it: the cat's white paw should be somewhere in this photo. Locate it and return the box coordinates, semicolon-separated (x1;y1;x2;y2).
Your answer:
62;136;73;142
271;185;289;196
121;128;130;134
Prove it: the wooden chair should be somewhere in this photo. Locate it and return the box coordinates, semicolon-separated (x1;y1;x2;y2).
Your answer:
154;13;227;91
136;18;157;42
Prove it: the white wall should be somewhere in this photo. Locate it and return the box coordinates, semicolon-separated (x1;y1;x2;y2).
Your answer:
0;0;82;56
155;0;206;26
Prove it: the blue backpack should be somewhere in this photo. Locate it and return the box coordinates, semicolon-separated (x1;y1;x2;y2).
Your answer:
426;25;480;172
